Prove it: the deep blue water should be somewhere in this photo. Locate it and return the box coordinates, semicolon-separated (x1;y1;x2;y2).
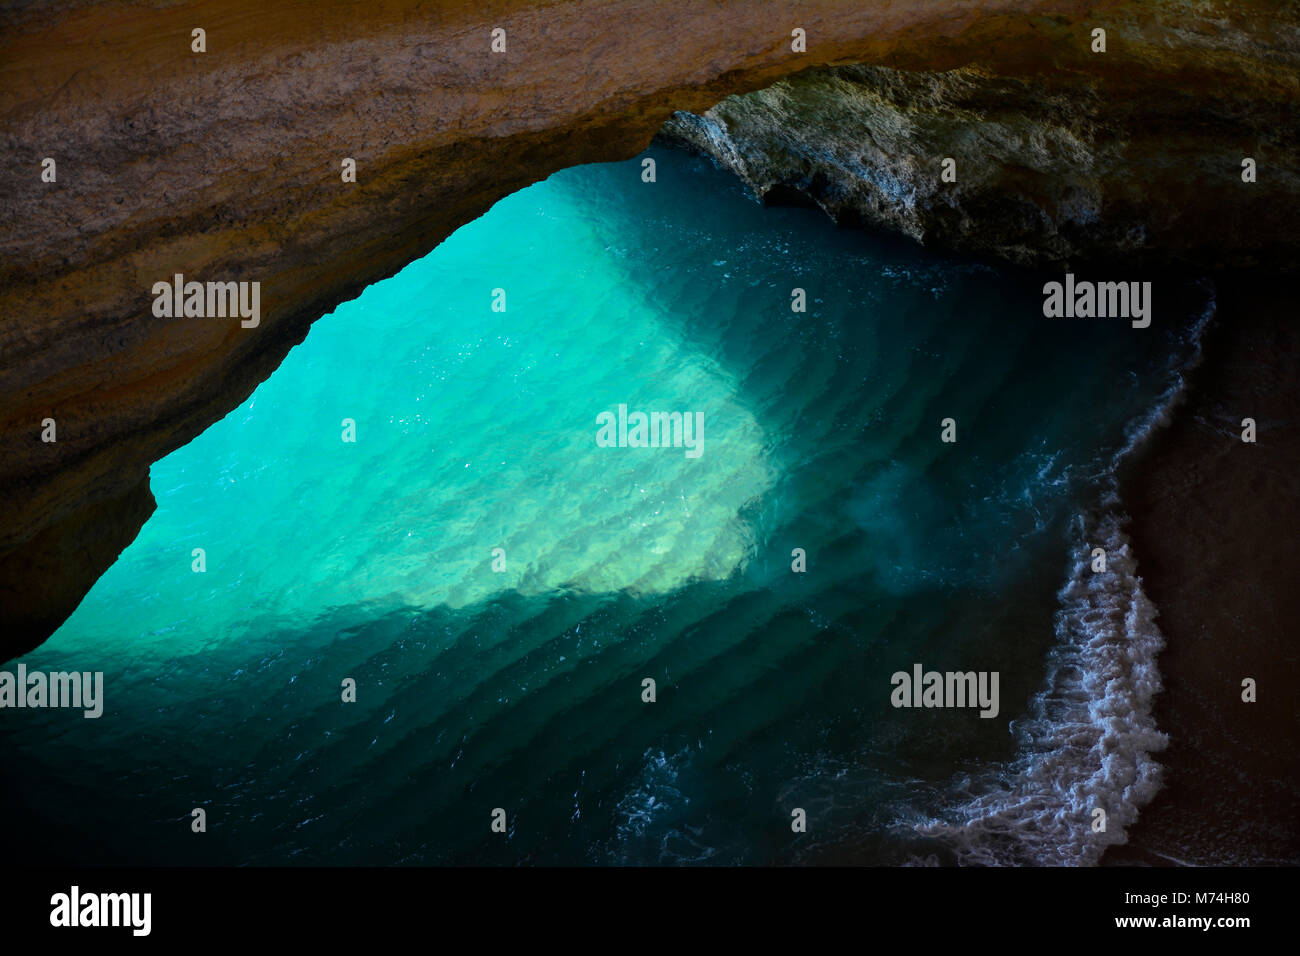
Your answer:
0;148;1195;865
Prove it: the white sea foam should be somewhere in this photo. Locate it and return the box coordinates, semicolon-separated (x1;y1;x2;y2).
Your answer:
918;287;1215;865
606;745;720;865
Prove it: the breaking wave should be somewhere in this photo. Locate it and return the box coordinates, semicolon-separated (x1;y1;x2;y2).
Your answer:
918;287;1215;866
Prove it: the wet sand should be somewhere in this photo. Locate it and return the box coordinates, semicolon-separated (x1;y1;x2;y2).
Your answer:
1105;277;1300;866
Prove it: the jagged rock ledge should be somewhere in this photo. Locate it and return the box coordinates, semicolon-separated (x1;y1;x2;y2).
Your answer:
659;53;1299;270
0;0;1296;660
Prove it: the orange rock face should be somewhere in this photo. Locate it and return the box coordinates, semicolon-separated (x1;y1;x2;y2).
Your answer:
0;0;1293;658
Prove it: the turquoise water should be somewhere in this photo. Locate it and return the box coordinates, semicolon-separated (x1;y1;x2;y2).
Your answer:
1;148;1192;865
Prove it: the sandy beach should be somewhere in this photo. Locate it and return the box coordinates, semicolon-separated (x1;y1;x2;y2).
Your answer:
1105;277;1300;866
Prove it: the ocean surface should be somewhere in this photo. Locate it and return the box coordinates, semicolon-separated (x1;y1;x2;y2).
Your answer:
0;147;1210;865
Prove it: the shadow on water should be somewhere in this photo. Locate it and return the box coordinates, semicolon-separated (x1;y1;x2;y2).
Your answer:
1;558;1043;866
